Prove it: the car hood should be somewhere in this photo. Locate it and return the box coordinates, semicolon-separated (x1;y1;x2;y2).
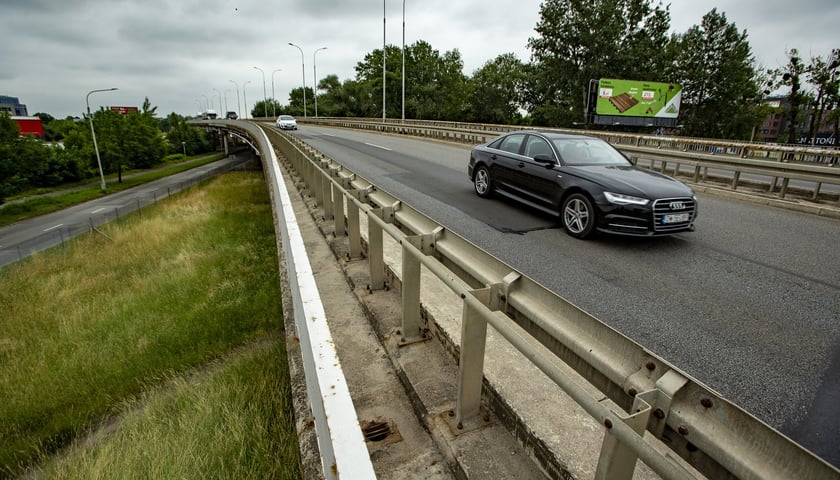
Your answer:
567;165;693;199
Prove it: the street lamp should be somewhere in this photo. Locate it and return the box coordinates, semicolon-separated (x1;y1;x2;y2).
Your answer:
382;0;386;121
402;0;405;123
229;80;241;119
212;88;222;116
182;141;186;158
224;89;230;116
271;68;282;118
243;80;251;119
288;42;307;118
313;47;327;117
253;66;268;118
86;87;118;192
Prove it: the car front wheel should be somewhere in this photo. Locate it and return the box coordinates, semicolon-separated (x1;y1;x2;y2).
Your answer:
473;165;493;198
562;193;596;239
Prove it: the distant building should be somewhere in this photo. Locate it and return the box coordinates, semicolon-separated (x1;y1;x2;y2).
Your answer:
758;95;837;146
0;95;29;116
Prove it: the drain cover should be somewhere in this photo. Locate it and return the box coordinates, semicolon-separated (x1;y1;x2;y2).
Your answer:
360;417;402;448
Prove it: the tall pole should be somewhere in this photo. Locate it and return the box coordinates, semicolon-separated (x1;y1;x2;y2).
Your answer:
402;0;406;122
382;0;386;122
271;68;282;118
224;89;230;116
253;66;267;118
85;87;118;192
243;80;251;119
212;88;222;116
313;47;327;118
289;43;307;118
229;80;241;119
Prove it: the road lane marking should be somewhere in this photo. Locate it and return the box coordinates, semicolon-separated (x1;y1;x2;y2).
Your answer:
365;142;392;151
44;224;64;232
91;207;106;214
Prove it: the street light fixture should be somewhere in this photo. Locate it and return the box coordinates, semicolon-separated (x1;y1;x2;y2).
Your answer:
313;47;327;117
288;42;307;118
243;80;251;119
229;80;241;119
271;68;282;118
86;87;118;192
253;66;268;118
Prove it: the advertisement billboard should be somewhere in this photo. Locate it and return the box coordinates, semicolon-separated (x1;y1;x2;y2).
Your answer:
595;78;682;119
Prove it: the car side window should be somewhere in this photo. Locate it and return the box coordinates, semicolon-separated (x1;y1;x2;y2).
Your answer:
524;136;553;160
497;134;526;155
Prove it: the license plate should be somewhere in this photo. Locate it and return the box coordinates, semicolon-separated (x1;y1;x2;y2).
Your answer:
662;213;690;224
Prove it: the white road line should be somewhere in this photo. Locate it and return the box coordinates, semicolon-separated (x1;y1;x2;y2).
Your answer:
44;224;64;232
365;142;392;151
91;207;106;214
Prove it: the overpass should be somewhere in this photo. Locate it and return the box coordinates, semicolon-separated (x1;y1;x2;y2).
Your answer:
201;118;840;479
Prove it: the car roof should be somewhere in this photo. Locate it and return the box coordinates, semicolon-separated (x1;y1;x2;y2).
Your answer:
500;130;596;141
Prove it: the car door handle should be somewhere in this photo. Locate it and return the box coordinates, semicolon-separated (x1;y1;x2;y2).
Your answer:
491;154;497;160
518;162;525;168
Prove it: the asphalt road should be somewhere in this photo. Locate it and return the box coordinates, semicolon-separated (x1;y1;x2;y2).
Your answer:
0;155;248;268
288;124;840;468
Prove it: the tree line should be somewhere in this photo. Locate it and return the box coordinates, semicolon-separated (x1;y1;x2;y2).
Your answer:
0;100;212;204
262;1;837;144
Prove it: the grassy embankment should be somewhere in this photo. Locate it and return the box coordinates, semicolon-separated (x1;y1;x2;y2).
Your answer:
0;171;301;479
0;153;225;227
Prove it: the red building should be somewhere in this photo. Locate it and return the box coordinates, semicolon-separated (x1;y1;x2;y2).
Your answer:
11;116;45;138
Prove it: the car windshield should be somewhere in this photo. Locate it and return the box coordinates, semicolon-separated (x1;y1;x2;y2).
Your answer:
280;116;294;121
552;139;630;166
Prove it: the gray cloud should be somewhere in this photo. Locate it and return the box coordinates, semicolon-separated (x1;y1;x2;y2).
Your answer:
1;0;835;118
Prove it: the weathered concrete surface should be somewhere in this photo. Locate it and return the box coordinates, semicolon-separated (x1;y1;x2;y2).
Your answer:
276;152;703;479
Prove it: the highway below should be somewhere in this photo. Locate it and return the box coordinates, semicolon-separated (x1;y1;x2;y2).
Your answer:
286;124;840;467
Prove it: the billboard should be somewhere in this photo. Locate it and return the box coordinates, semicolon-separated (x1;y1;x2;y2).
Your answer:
595;78;682;119
110;106;139;115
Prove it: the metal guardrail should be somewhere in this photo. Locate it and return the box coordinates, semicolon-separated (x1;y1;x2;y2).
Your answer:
296;117;840;203
205;119;840;479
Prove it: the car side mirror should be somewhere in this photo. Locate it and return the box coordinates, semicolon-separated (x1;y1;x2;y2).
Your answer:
533;154;555;165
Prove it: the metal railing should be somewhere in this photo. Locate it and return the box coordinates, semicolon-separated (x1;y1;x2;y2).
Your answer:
235;122;837;479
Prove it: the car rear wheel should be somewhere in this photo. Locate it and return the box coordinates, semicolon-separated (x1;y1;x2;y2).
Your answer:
474;165;493;198
562;193;596;239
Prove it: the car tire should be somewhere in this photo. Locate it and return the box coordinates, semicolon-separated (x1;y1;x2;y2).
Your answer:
562;193;596;239
473;165;494;198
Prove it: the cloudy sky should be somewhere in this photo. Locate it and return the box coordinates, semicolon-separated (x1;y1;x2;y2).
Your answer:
1;0;837;119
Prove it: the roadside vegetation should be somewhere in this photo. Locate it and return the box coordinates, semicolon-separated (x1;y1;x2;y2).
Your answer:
0;171;300;479
0;153;225;227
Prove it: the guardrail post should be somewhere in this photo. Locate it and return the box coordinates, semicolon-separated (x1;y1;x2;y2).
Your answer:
595;394;653;480
322;173;334;221
367;208;385;291
779;178;790;199
347;193;362;258
333;182;345;236
456;287;491;423
731;171;741;190
401;237;423;340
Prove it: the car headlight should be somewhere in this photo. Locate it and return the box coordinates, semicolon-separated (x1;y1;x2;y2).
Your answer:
604;192;650;206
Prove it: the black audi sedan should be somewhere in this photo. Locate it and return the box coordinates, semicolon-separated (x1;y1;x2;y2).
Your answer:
468;131;697;239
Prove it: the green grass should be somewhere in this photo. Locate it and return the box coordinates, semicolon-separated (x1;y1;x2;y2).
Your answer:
0;171;300;478
0;154;225;227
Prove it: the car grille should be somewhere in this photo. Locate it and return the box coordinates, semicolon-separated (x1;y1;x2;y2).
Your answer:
652;197;696;232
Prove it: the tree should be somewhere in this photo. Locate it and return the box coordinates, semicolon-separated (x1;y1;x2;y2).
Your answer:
354;41;468;120
770;49;808;144
467;54;527;124
666;8;762;139
527;0;672;126
286;87;315;117
804;49;840;145
251;99;282;119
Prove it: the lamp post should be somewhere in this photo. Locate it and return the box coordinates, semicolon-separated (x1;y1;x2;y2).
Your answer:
382;0;386;121
212;88;222;116
224;89;230;116
229;80;241;119
182;141;186;158
402;0;406;122
86;87;118;192
313;47;327;117
271;68;282;118
253;66;268;118
243;80;251;119
200;94;210;113
288;42;307;118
